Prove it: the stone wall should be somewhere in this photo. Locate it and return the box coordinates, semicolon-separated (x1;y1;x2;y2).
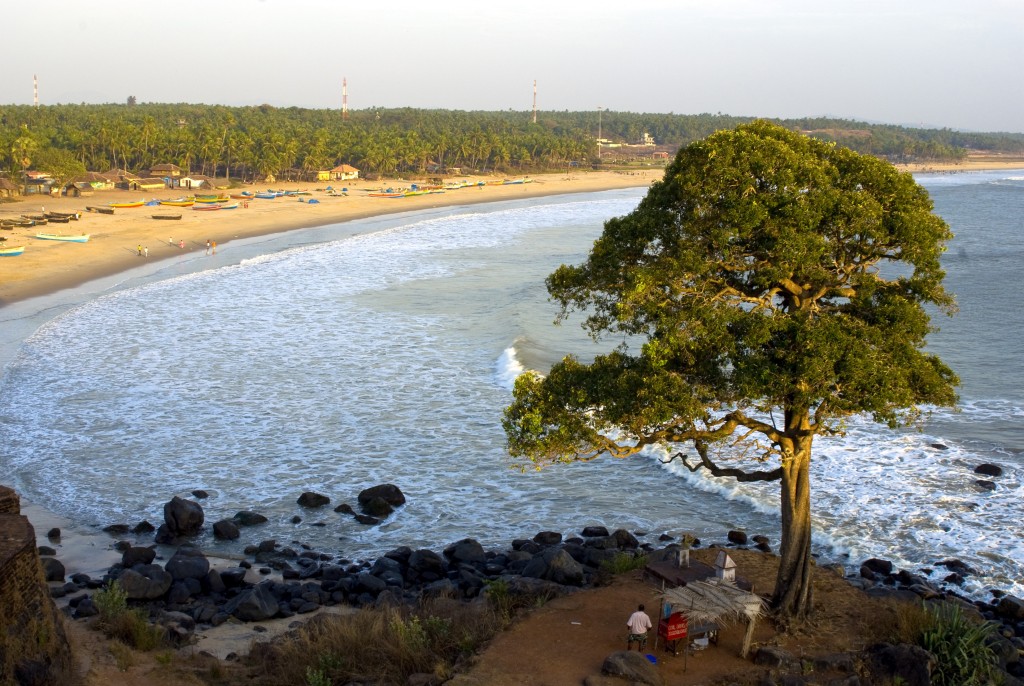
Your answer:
0;485;73;685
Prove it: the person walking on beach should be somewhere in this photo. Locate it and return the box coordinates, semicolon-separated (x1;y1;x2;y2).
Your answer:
206;239;211;255
143;246;148;258
211;240;217;254
137;244;142;256
179;239;185;249
169;236;173;246
626;604;653;651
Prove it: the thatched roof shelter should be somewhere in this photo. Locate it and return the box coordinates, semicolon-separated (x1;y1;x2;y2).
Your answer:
661;578;766;657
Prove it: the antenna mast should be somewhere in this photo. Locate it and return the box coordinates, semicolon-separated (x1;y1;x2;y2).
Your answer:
532;80;537;123
34;74;38;108
342;78;349;121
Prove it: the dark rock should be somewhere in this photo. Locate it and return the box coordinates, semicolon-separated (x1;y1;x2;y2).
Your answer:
354;514;380;525
119;564;173;600
297;491;330;508
191;489;209;499
974;463;1004;477
727;530;748;545
975;480;997;491
102;524;130;535
212;519;240;540
862;558;894;576
205;569;226;594
334;503;355;515
865;643;934;686
113;540;132;552
357;483;406;508
37;545;56;556
163;496;204;536
46;528;61;540
122;546;156;567
936;558;977;577
220;568;248;588
582;526;609;538
41;557;65;582
233;510;268;526
290;515;302;524
132;520;155;534
610;529;639;549
522;547;585;586
167;581;192;604
225;582;279;621
73;597;98;618
361;496;394;517
930;443;949;450
166;547;210;581
443;538;487;566
998;595;1024;621
533;531;563;546
600;650;664;686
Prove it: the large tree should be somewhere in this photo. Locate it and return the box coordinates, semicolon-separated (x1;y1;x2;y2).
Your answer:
502;120;959;620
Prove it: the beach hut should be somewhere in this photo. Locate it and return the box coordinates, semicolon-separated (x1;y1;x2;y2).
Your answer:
328;164;359;181
128;177;167;191
64;181;95;198
73;171;115;191
0;178;20;198
149;163;183;179
660;577;766;659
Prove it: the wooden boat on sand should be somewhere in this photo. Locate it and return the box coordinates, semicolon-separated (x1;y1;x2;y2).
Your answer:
0;245;25;256
35;233;90;243
152;214;182;220
86;206;115;214
160;199;195;207
109;200;145;208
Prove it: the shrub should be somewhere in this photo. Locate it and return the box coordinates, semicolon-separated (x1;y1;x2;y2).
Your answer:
917;602;1001;686
92;581;164;651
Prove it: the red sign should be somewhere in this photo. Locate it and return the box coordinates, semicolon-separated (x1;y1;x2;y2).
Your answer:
658;613;688;641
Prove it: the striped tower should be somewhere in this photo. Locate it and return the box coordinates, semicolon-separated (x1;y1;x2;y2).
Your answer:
342;78;348;121
532;80;537;123
33;75;38;107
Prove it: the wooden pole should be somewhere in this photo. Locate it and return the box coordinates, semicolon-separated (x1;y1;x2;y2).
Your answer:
740;616;757;658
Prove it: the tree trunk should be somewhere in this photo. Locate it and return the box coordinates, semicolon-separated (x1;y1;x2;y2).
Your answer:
771;430;814;620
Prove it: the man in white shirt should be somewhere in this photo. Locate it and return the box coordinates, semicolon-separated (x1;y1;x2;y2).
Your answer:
626;603;653;651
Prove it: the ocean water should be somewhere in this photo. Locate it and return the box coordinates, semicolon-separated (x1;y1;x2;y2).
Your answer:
0;175;1021;599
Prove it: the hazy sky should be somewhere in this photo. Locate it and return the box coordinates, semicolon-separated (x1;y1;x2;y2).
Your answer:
4;0;1022;132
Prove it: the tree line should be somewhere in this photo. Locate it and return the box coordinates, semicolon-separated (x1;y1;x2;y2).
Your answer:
2;103;1022;182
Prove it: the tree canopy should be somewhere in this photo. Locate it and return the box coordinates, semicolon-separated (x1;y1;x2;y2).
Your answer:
502;120;959;619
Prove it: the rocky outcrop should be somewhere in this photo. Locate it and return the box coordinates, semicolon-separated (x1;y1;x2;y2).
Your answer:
0;485;74;685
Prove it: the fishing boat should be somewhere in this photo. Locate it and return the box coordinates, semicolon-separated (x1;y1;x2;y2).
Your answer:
369;192;405;198
43;215;72;224
2;219;34;228
86;206;115;215
152;214;182;220
159;199;195;207
35;233;90;243
109;200;145;208
218;202;239;210
0;245;25;256
192;204;222;211
194;195;230;204
254;192;280;199
45;211;80;220
22;214;48;223
502;178;527;185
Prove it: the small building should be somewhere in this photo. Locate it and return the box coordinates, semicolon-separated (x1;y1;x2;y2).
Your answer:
149;163;183;178
63;182;95;198
714;551;737;582
328;164;359;181
126;177;167;191
652;151;670;160
177;175;215;190
73;171;115;191
22;172;54;196
641;132;655;146
0;177;20;198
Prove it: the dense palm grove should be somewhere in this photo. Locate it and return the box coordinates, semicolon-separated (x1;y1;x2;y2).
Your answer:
2;103;1023;182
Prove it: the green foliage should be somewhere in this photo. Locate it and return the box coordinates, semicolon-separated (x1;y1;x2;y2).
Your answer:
600;551;649;575
503;121;959;619
304;666;330;686
92;581;164;651
917;603;1001;686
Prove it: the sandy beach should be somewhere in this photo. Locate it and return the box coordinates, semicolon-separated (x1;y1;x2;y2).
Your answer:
0;171;655;306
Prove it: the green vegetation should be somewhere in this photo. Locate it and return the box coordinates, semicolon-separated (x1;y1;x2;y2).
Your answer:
92;581;164;651
2;104;1022;183
892;602;1002;685
503;120;959;620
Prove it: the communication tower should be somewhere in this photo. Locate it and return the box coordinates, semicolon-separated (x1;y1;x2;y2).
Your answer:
342;78;349;121
532;80;537;123
33;74;38;107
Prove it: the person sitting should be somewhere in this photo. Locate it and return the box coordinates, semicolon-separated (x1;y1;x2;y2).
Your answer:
626;603;653;651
